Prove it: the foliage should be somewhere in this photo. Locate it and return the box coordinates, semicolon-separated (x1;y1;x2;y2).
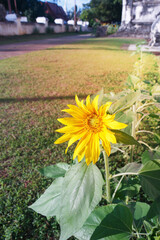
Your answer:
23;1;45;22
0;3;6;21
80;0;122;26
107;24;119;35
32;27;40;34
0;0;47;22
45;27;54;34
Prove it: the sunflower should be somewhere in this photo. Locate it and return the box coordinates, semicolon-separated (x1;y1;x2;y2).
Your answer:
54;95;127;165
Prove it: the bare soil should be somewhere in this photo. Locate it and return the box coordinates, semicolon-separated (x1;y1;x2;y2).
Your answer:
0;34;92;60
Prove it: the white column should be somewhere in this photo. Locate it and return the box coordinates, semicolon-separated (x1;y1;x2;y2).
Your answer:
121;0;133;28
125;0;133;25
121;0;127;25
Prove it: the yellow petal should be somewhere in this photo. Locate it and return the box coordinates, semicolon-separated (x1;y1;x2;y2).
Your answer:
103;128;117;143
103;140;111;156
65;147;69;154
62;109;85;119
77;146;86;162
99;132;111;156
73;132;92;159
99;102;112;115
57;117;83;126
67;130;87;148
85;145;92;166
56;125;83;133
92;95;99;112
93;133;100;164
54;133;71;144
85;157;92;166
67;104;86;116
104;102;112;112
75;95;81;108
106;121;127;130
75;95;91;114
86;95;91;107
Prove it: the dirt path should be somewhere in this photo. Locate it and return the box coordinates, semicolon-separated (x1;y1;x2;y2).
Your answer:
0;34;92;60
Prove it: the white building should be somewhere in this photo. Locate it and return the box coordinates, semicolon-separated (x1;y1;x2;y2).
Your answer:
120;0;160;36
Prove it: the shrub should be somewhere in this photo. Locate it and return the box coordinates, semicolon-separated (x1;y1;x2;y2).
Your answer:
32;27;39;34
107;24;119;35
45;27;54;34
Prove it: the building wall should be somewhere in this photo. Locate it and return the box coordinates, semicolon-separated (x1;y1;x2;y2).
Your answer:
121;0;160;35
132;1;160;24
0;21;83;36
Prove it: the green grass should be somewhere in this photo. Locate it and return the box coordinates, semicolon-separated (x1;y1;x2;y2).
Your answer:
0;37;156;239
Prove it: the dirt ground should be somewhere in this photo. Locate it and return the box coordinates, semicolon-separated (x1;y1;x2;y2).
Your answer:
0;34;92;60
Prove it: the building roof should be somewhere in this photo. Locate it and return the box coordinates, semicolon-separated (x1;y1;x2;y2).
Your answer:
45;2;68;21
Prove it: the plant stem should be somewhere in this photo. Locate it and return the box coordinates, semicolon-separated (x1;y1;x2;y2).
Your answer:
110;172;138;179
111;175;125;203
103;151;111;203
130;103;137;162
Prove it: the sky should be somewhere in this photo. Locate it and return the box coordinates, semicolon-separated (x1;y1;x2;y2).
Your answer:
40;0;90;11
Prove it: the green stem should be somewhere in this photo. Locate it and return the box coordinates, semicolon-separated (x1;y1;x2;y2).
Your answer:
130;103;137;162
103;151;111;203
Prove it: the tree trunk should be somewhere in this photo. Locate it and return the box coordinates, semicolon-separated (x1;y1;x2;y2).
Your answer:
74;0;77;27
7;0;12;13
14;0;18;15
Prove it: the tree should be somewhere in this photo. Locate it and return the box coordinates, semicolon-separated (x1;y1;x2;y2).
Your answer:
80;0;122;26
0;3;6;21
0;0;45;21
23;0;45;22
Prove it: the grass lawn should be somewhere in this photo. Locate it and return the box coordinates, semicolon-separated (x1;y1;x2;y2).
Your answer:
0;37;157;239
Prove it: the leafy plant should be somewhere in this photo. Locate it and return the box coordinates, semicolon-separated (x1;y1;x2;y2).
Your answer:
29;44;160;239
29;90;160;239
107;24;119;35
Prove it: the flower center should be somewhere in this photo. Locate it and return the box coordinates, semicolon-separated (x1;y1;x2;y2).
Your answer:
86;114;103;132
89;116;99;127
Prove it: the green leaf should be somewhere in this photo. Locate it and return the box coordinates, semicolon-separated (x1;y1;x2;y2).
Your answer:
59;162;104;240
149;113;160;119
74;205;111;240
91;204;133;240
91;88;104;106
29;177;63;218
115;110;135;124
139;160;160;200
116;178;141;200
109;91;141;114
143;220;153;234
154;95;160;103
142;150;160;165
128;202;150;231
147;196;160;222
95;88;104;106
38;162;70;178
126;75;134;89
112;130;139;145
118;163;143;174
115;110;134;135
110;143;122;154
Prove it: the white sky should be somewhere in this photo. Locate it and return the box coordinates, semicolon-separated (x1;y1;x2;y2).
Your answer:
40;0;90;11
